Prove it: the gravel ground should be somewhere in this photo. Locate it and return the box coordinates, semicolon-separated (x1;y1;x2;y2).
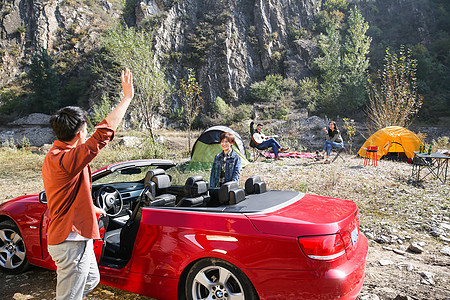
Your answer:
1;151;449;299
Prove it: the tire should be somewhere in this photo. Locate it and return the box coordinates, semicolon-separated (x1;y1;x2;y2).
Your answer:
0;223;30;274
185;258;258;300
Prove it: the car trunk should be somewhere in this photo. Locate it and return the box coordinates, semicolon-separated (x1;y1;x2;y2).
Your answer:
246;193;358;238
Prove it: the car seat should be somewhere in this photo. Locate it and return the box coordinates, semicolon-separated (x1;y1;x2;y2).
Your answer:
177;175;210;207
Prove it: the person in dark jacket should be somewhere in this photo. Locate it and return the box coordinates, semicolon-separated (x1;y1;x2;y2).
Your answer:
210;132;242;188
320;121;344;163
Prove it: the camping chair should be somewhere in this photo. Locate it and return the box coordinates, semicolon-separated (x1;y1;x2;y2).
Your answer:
249;139;269;162
331;146;345;163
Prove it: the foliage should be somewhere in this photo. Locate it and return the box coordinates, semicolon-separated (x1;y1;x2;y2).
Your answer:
248;74;284;103
179;68;203;151
297;77;320;112
88;94;112;130
322;0;349;12
431;136;450;150
366;46;423;129
341;8;372;108
314;28;342;107
313;8;371;114
342;118;356;154
28;49;61;114
100;23;172;138
0;88;25;116
314;10;345;33
214;96;229;115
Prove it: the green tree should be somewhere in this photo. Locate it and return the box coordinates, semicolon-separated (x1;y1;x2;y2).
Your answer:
100;24;171;139
314;8;371;113
342;8;372;108
28;49;61;113
315;28;342;107
366;46;423;129
298;77;320;112
179;68;203;152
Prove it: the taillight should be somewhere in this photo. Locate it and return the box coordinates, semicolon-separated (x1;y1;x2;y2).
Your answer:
340;231;353;249
298;234;346;260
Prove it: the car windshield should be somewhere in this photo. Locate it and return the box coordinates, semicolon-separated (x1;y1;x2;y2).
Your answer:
165;163;211;186
93;163;212;187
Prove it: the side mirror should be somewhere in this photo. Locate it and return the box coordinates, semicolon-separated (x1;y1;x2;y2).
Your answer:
39;191;47;204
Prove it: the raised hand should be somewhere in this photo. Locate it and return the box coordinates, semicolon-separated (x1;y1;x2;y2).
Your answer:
121;68;134;101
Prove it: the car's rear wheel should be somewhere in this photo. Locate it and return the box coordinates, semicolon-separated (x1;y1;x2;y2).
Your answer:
185;258;258;300
0;223;30;274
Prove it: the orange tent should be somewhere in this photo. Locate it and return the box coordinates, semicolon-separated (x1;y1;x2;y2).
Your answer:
357;126;421;160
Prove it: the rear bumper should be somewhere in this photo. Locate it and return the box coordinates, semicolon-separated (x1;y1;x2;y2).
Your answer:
245;233;368;300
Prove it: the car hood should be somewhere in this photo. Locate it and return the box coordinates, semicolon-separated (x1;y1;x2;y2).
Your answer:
245;193;358;237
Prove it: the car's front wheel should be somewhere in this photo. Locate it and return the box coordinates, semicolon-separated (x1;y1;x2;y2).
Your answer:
185;258;258;300
0;222;30;274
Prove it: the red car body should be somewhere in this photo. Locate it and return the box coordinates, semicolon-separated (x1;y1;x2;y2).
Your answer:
0;159;368;299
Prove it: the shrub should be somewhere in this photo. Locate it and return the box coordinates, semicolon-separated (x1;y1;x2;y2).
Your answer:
214;96;229;115
432;136;450;150
88;94;112;130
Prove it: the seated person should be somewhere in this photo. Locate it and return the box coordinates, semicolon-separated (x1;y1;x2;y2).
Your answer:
210;132;242;188
250;117;288;160
320;121;344;163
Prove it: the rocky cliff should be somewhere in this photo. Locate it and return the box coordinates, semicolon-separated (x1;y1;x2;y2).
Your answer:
0;0;446;115
139;0;319;107
1;0;321;110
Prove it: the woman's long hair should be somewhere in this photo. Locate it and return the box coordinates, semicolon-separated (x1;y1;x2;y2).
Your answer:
327;121;338;136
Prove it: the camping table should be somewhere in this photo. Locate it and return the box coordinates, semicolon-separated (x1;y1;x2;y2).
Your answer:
411;151;450;184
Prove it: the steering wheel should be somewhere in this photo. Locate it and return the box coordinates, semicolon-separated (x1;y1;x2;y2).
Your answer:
95;186;124;217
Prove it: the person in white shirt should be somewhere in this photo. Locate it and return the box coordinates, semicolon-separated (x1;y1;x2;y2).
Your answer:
250;118;288;160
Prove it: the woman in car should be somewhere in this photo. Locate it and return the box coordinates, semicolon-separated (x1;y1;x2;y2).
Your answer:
210;132;242;188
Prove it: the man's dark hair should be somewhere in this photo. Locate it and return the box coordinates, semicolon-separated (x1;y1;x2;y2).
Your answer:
257;123;264;127
50;106;88;142
220;132;235;145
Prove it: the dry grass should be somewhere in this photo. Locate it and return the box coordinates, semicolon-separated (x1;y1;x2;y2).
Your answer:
1;141;449;239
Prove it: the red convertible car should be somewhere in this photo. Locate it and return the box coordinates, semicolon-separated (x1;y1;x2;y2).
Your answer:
0;159;367;299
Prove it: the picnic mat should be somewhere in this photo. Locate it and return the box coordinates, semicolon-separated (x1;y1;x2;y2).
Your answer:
260;152;315;159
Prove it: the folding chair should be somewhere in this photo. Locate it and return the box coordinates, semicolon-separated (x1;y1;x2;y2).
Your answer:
331;147;345;163
249;140;268;162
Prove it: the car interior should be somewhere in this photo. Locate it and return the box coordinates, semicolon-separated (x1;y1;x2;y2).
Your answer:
88;166;302;269
92;167;272;268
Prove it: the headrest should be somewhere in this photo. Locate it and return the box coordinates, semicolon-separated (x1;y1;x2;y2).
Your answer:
218;181;239;205
254;181;266;194
184;176;208;197
144;181;156;200
177;196;209;207
245;176;261;194
144;169;166;186
152;174;171;189
229;188;245;205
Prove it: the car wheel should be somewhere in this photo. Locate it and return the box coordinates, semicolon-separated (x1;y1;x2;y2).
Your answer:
0;223;30;274
185;258;258;300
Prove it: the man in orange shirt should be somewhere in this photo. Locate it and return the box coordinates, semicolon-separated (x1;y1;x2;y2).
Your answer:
42;69;134;299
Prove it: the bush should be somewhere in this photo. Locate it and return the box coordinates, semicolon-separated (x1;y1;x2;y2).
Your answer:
248;74;284;103
297;77;319;112
432;136;450;150
214;96;229;115
88;94;112;130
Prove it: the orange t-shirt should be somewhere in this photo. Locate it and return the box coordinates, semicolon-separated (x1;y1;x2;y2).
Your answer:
42;120;114;245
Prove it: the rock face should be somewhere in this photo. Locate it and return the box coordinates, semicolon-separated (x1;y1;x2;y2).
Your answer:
0;113;55;146
145;0;319;107
0;0;319;108
0;0;120;86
